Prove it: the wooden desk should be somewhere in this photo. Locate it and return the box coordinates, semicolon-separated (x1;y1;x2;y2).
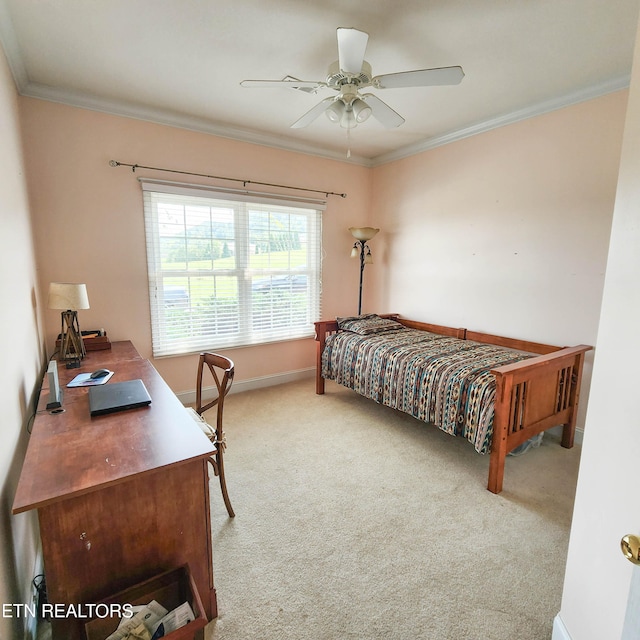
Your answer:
13;342;217;639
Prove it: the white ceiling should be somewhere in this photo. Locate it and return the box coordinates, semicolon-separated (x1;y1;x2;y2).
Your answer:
0;0;638;165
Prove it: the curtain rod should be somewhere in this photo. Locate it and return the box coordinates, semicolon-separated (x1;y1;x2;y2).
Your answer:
109;160;347;199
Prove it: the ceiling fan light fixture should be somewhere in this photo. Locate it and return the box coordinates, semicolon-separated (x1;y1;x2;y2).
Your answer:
325;99;345;123
352;97;372;123
340;107;356;129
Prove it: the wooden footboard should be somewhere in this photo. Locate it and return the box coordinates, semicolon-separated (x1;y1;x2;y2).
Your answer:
488;344;590;493
314;314;592;494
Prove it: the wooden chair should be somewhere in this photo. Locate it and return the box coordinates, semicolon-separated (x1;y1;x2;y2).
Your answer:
186;352;235;517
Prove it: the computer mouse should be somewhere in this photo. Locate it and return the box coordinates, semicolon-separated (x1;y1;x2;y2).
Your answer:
90;369;111;379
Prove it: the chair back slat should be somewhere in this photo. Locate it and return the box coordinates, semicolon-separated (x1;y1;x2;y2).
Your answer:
195;353;235;432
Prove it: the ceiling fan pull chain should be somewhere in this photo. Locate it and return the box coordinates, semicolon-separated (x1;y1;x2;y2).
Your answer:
346;127;351;158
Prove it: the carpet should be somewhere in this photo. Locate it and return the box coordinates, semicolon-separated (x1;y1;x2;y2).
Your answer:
204;378;580;640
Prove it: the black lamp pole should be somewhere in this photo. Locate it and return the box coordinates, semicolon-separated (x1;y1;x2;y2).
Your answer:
355;240;368;315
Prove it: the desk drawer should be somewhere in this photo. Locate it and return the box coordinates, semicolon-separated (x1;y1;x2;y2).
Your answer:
84;565;206;640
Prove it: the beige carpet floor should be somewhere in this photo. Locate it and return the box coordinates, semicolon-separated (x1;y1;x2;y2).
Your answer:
203;378;581;640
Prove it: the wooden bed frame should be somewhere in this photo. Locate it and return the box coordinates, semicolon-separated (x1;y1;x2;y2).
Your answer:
314;314;592;494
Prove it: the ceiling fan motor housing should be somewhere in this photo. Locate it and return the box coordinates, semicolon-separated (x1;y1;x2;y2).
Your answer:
326;60;373;90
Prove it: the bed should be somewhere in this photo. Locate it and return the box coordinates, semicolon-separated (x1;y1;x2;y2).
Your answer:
314;314;591;494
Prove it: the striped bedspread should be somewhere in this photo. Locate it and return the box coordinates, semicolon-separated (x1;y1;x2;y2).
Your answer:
321;319;533;454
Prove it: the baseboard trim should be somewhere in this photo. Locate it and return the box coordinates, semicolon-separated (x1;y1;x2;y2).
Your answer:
552;614;572;640
176;367;315;406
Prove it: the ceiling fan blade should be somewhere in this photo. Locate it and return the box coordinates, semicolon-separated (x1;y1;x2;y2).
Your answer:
240;79;326;92
360;94;405;128
337;28;369;74
290;97;336;129
373;66;464;89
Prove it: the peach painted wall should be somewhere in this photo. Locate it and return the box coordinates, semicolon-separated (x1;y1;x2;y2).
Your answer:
19;98;372;394
370;91;628;430
0;45;46;639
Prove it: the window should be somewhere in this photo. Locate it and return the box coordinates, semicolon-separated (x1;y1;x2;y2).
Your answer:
142;180;323;357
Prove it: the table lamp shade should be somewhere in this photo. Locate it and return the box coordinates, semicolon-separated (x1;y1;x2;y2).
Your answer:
48;283;90;310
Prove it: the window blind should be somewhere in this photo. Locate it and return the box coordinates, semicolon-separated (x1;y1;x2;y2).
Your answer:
141;180;323;357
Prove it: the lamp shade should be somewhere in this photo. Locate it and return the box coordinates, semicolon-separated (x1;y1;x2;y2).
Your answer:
352;98;372;123
349;227;379;242
326;100;345;123
48;283;90;310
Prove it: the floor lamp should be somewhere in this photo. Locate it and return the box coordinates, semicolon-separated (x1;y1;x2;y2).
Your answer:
349;227;379;315
48;282;90;368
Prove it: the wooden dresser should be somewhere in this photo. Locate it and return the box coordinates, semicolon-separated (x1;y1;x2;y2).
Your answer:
13;341;217;639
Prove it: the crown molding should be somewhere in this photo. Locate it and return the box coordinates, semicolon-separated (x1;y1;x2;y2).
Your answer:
18;80;374;167
19;73;629;169
371;74;631;166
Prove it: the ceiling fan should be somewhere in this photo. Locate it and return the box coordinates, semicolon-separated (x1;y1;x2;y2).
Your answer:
240;27;464;130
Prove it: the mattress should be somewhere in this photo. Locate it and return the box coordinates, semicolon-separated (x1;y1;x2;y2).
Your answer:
321;315;533;453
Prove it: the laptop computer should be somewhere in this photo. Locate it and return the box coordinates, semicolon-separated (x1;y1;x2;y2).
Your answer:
89;379;152;416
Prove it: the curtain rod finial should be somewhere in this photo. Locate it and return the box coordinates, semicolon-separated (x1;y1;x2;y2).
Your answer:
109;160;119;167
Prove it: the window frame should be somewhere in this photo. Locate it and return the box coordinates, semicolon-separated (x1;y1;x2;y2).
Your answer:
141;179;324;357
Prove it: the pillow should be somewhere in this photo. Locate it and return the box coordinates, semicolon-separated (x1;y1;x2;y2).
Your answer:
337;313;404;335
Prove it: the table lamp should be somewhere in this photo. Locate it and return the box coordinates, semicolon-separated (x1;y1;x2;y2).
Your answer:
48;282;90;368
